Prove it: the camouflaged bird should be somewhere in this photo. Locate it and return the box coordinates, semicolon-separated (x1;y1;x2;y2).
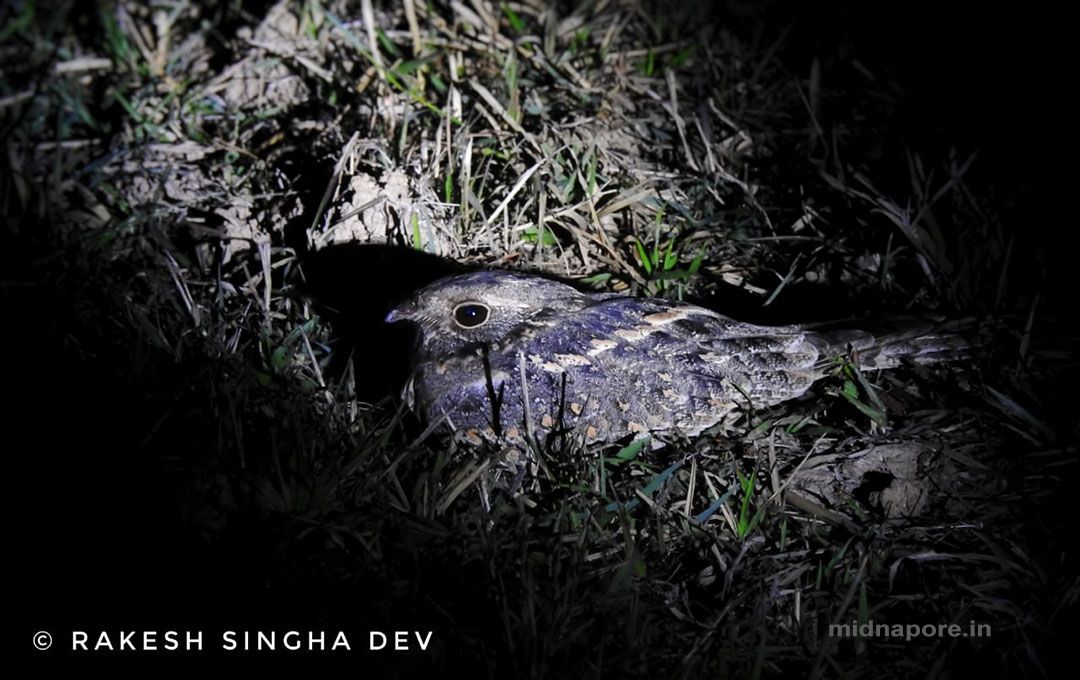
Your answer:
386;270;967;446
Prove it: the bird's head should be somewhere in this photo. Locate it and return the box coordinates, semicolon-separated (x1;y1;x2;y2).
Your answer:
385;270;587;356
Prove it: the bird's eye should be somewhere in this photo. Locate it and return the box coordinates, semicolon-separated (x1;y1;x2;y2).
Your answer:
453;302;490;328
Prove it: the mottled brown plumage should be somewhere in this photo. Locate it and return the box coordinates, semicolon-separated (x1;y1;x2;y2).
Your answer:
386;270;966;445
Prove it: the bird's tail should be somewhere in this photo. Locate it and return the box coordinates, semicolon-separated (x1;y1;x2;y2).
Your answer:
806;318;975;371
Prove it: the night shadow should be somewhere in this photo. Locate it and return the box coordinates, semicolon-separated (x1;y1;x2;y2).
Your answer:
298;243;465;402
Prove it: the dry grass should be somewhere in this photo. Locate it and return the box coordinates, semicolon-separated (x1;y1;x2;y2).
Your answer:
5;0;1075;675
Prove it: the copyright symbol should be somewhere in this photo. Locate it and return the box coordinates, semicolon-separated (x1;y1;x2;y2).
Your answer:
33;631;53;651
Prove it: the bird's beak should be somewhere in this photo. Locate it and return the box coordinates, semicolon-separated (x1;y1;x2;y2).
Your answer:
385;301;414;324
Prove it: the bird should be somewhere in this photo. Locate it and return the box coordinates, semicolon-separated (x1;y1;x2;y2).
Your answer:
385;270;969;446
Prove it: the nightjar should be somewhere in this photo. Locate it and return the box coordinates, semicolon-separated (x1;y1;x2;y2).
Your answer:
386;270;966;446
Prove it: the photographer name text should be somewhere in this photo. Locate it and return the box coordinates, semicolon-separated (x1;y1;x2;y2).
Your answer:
67;629;432;652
